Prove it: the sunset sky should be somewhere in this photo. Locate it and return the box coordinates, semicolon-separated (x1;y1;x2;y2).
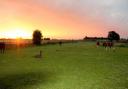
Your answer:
0;0;128;39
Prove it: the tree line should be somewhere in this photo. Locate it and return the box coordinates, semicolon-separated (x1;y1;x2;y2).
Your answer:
84;31;120;41
32;30;120;45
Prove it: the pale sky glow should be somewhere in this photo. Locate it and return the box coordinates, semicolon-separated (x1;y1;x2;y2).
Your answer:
0;0;128;39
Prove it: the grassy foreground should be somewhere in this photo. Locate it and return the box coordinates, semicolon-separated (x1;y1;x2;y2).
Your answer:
0;42;128;89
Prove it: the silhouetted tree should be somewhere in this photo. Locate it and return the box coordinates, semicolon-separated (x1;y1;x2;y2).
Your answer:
32;29;42;45
108;31;120;41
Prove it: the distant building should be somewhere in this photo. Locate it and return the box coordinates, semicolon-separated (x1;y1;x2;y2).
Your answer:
83;36;108;41
43;38;50;40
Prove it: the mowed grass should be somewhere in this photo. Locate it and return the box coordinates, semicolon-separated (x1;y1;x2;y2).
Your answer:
0;42;128;89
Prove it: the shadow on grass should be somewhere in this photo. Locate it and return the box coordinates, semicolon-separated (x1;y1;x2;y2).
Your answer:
0;71;55;89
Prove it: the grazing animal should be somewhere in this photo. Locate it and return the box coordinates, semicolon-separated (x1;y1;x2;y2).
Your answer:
103;41;114;50
103;42;107;48
59;41;62;46
34;50;42;58
107;42;114;48
0;42;5;54
96;41;100;47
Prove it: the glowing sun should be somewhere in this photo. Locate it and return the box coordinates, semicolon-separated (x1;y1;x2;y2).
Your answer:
5;28;30;38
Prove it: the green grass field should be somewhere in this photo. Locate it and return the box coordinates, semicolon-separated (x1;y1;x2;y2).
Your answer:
0;42;128;89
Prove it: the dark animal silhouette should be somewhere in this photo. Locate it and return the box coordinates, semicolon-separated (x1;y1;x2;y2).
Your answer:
103;42;107;48
108;42;114;48
0;42;5;53
59;41;62;46
96;41;100;47
103;41;114;50
34;50;42;58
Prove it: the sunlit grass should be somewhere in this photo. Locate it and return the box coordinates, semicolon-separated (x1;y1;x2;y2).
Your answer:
0;42;128;89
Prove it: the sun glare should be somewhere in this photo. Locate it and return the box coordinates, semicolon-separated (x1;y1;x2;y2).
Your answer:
5;28;30;39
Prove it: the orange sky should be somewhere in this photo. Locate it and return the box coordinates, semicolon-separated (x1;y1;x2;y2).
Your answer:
0;0;127;39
